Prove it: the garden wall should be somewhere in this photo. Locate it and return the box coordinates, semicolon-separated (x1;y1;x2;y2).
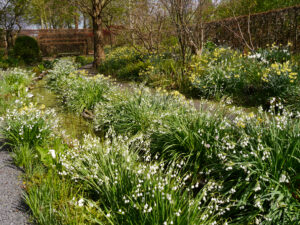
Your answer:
203;5;300;52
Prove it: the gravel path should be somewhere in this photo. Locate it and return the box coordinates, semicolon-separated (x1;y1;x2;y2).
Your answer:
0;122;30;225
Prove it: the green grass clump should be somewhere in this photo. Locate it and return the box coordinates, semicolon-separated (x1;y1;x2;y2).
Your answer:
91;73;300;223
0;101;96;224
1;103;58;148
94;87;194;135
47;58;78;93
47;59;112;114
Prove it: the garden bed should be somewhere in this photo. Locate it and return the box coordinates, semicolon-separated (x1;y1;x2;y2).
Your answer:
0;59;299;224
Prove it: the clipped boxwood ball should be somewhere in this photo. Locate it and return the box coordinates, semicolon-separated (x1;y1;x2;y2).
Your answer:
13;35;41;64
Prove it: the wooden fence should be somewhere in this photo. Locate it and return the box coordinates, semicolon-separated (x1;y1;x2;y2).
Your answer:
18;29;93;56
17;26;122;56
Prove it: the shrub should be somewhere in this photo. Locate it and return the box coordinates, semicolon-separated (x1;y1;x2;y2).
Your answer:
13;36;41;65
117;60;150;81
98;47;145;76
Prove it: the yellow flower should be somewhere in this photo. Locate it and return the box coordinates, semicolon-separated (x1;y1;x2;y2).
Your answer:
248;112;255;118
40;104;46;110
172;91;180;96
237;121;246;128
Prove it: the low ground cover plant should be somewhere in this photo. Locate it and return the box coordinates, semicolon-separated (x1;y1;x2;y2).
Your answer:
75;55;94;67
0;94;212;224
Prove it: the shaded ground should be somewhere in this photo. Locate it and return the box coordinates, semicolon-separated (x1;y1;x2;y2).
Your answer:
0;122;30;225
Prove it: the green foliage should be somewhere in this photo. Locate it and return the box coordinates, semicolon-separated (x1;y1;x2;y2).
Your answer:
0;56;23;69
47;59;111;113
46;58;77;93
94;88;192;136
13;36;41;65
215;0;300;19
256;43;292;63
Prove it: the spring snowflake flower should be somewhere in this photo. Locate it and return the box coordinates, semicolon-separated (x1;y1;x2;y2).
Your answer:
279;174;289;183
26;93;34;98
77;198;84;207
49;149;56;159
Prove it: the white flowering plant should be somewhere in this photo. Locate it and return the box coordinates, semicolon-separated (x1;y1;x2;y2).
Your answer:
94;85;194;136
0;68;34;114
61;74;111;113
1;102;58;148
193;102;300;224
46;58;78;93
58;133;217;225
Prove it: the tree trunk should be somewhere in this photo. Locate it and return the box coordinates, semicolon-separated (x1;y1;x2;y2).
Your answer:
92;17;105;68
5;29;13;55
83;15;87;29
74;13;79;29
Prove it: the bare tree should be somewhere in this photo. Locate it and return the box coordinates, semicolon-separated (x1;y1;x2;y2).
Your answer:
217;0;255;51
130;0;169;53
0;0;28;54
160;0;213;64
72;0;114;68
